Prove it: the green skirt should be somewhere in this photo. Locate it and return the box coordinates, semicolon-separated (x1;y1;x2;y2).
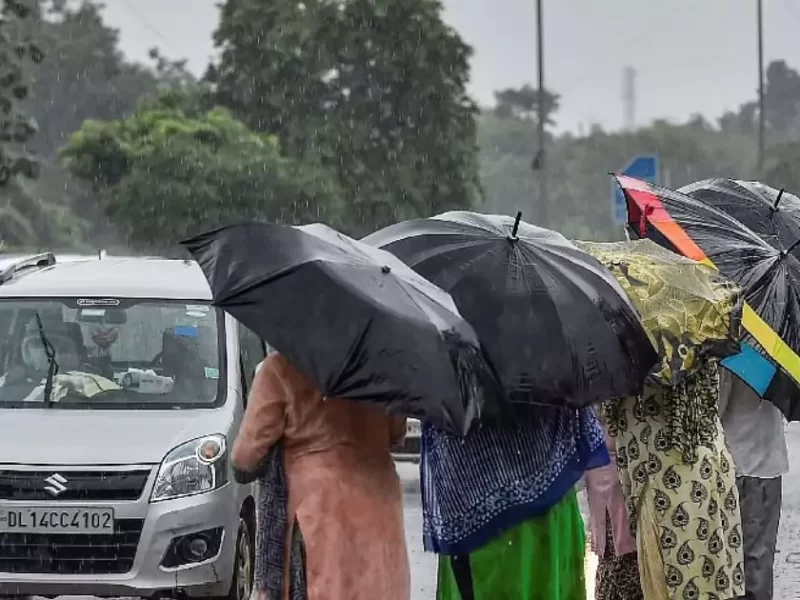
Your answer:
436;489;586;600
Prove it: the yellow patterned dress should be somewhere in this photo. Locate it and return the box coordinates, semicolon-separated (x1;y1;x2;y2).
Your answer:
601;361;744;600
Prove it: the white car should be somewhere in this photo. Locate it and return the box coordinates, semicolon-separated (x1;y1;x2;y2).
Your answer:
0;253;261;600
400;418;421;455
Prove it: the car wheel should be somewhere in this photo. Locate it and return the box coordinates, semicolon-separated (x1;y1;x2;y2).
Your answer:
215;516;254;600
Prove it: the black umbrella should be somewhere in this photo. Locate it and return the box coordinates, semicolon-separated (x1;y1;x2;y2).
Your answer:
363;211;658;408
680;178;800;256
182;222;504;436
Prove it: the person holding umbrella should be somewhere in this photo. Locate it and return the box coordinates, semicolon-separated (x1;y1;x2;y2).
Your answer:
584;424;642;600
717;371;787;600
579;239;745;599
422;405;609;599
365;212;658;599
184;222;505;600
610;175;800;599
233;353;410;600
601;360;745;600
679;178;796;600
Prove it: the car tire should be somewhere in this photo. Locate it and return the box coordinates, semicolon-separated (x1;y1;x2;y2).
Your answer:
215;516;255;600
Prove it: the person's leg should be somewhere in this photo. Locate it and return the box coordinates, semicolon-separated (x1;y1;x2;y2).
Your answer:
446;490;586;599
596;517;644;600
594;517;614;600
436;555;473;600
736;475;782;600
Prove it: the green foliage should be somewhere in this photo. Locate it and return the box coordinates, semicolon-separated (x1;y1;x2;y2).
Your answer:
0;0;42;186
25;0;162;158
764;141;800;193
493;85;560;126
0;0;85;251
61;103;344;252
210;0;481;235
0;163;89;250
479;114;760;240
763;60;800;135
16;0;800;256
718;59;800;144
0;0;193;252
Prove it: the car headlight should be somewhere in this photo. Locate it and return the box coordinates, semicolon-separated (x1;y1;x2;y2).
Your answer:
151;434;229;502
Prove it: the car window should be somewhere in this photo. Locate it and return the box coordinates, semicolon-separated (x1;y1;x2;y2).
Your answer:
0;299;224;409
238;322;265;393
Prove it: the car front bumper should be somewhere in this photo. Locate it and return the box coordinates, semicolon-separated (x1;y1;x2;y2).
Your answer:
0;482;240;598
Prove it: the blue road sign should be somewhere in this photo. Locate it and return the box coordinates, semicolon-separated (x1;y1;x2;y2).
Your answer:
611;154;659;225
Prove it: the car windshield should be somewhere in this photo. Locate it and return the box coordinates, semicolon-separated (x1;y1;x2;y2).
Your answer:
0;298;223;409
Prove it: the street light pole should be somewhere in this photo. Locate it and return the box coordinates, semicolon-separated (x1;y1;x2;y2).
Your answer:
757;0;765;174
536;0;547;224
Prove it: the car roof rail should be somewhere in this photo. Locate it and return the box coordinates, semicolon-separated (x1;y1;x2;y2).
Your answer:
0;252;57;284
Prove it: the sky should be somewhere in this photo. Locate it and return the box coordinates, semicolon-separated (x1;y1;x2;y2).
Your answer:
103;0;800;133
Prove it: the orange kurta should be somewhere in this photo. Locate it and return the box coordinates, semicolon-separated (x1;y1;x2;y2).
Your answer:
232;354;411;600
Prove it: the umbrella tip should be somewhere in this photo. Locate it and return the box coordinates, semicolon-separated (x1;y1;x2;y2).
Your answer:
783;235;800;258
773;188;785;211
511;211;522;238
381;265;391;274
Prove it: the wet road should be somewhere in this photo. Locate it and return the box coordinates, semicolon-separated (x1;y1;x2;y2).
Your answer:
771;424;800;597
401;422;800;598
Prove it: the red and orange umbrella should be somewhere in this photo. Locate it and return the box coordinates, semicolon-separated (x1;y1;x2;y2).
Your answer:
613;173;800;420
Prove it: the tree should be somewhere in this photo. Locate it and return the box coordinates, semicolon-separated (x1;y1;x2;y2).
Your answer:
717;60;800;141
6;0;200;252
209;0;481;235
25;0;161;158
479;109;759;240
147;47;197;91
717;102;757;135
61;102;344;252
763;60;800;134
0;0;86;251
0;0;42;186
763;142;800;193
493;85;560;126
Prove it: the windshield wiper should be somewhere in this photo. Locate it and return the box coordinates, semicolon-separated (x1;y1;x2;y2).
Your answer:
34;313;58;408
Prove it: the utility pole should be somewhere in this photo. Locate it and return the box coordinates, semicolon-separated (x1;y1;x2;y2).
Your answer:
622;66;636;131
535;0;547;224
757;0;765;174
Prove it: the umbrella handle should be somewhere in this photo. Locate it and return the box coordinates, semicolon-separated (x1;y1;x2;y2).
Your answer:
639;205;654;238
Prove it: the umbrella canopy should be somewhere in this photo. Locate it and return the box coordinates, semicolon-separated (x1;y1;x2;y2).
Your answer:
363;211;657;408
614;174;800;420
183;222;504;436
575;239;742;386
680;178;800;256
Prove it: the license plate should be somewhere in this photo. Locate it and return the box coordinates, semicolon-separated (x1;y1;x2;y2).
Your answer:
406;420;421;437
0;507;114;534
